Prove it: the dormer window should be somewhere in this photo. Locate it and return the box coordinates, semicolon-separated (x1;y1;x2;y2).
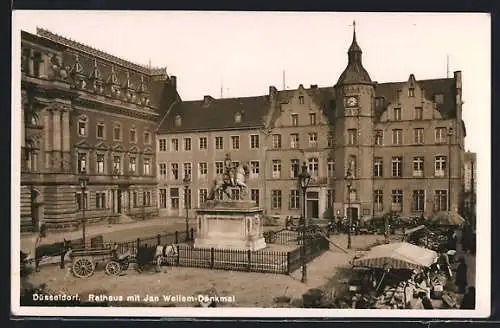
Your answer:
175;115;182;127
299;96;304;104
234;112;242;123
408;88;415;97
434;93;444;104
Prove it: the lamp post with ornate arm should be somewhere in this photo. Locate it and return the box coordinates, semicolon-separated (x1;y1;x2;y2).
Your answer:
346;168;353;249
183;174;191;241
298;162;311;283
448;127;454;212
79;168;89;248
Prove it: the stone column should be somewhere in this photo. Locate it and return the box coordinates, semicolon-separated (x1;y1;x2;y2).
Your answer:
28;49;34;76
114;190;119;213
39;53;48;79
61;109;71;172
44;109;52;170
52;107;61;171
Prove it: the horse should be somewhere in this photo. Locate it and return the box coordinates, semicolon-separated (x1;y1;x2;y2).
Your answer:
155;244;179;267
21;237;73;272
207;163;250;200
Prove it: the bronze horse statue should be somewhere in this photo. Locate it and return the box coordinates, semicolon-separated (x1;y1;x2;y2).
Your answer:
207;162;250;200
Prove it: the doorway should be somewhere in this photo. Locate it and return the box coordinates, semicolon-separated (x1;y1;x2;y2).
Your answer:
306;191;319;219
347;207;359;224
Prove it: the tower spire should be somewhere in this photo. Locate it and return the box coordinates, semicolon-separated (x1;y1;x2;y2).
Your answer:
353;20;356;41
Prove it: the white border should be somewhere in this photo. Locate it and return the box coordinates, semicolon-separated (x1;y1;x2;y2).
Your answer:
11;11;491;318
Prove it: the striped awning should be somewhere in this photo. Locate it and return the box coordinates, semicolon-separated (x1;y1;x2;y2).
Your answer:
352;242;438;270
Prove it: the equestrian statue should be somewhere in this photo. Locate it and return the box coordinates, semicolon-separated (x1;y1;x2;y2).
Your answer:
207;153;250;201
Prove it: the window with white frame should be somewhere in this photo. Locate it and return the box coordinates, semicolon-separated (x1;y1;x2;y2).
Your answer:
231;136;240;149
199;162;208;177
435;156;447;177
113;123;122;141
199;137;208;150
347;129;357;145
170;188;179;209
392;157;402;177
250;134;260;149
215;136;223;150
374;190;383;212
215;161;224;175
250;161;259;177
391;189;403;211
414;128;424;144
393;108;402;121
143;158;151;175
129;129;137;143
414;107;423;120
308;157;319;177
96;154;105;174
159;189;167;208
199;189;208;206
299;96;304;104
308;132;318;146
184;137;191;151
289;190;300;209
290;159;300;178
171;163;179;180
290;133;299;149
435;127;447;143
413;157;424;177
159;138;167;151
95;192;106;209
272;160;281;178
96;122;105;139
272;134;282;149
76;191;88;210
374;157;383;177
143;191;152;206
112;155;121;174
129;156;136;174
271;190;282;209
392;129;403;145
375;130;383;146
183;162;192;178
251;189;260;207
171;138;179;151
412;190;425;212
291;114;299;126
309;113;317;125
231;188;241;201
408;88;415;97
434;190;448;211
327;159;335;177
159;163;167;177
78;116;88;137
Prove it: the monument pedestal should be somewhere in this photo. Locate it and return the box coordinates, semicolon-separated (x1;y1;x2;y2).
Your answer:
194;200;266;251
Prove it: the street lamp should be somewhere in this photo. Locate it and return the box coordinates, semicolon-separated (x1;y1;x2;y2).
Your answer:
448;127;454;212
346;168;353;249
183;174;191;241
78;168;89;248
298;162;311;283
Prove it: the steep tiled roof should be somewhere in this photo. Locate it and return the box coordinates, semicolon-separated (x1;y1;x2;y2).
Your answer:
157;95;270;133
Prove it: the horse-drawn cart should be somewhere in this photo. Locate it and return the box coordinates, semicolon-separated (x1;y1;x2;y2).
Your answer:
71;245;131;278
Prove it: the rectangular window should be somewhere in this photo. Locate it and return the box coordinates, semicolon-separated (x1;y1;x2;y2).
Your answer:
308;132;318;146
434;190;448;211
184;138;192;151
144;132;151;145
159;138;167;151
374;157;383;177
113;124;121;141
435;156;447;177
392;157;402;177
215;161;224;175
374;190;383;212
393;108;402;121
327;159;335;178
289;190;300;209
414;128;424;144
299;96;304;104
327;189;335;210
78;153;87;173
129;157;136;174
231;136;240;149
95;192;106;209
199;189;208;206
414;107;423;120
290;159;300;178
78;120;87;137
76;192;88;210
272;134;282;149
159;189;167;209
96;154;105;174
144;191;152;206
183;162;192;179
347;129;357;145
435;127;447;143
290;133;299;149
133;192;138;208
327;132;335;148
251;189;260;207
375;130;383;146
413;157;424;177
199;162;208;177
309;113;317;125
409;88;415;97
171;138;179;151
129;129;136;143
171;163;179;180
112;156;121;174
250;135;260;149
291;114;299;126
96;123;105;139
199;137;208;150
143;158;151;175
392;189;403;212
231;188;241;201
215;136;223;150
392;129;403;145
159;163;167;176
272;160;281;179
308;157;319;177
271;190;282;209
170;188;179;209
250;161;260;177
412;190;425;212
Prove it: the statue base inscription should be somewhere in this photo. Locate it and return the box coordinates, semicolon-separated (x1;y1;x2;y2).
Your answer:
194;200;266;251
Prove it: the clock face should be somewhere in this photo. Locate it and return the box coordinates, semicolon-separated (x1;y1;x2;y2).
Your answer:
346;96;358;107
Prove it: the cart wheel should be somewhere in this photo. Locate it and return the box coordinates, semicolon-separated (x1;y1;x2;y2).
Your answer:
120;260;129;271
72;257;95;278
105;261;121;276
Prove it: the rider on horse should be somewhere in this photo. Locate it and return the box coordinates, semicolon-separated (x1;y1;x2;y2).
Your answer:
224;153;235;186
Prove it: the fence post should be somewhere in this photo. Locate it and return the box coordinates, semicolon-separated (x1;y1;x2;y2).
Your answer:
210;248;215;269
286;252;291;275
175;231;179;244
157;234;161;245
190;228;194;241
247;249;251;272
136;238;140;251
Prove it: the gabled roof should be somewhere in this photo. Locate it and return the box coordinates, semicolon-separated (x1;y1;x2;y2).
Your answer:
157;95;270;133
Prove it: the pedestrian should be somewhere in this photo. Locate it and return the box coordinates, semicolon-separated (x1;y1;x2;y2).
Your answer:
460;286;476;310
418;291;434;309
437;250;452;278
455;256;468;294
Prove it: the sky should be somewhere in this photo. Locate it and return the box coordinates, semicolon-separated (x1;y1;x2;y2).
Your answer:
12;11;490;153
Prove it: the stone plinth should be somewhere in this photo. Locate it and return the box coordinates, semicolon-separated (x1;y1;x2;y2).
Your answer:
194;200;266;251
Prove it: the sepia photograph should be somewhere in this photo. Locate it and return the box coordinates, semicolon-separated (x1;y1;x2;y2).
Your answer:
11;11;490;318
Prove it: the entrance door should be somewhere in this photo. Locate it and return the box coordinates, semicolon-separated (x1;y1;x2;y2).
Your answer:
117;190;122;213
306;192;319;219
347;207;359;224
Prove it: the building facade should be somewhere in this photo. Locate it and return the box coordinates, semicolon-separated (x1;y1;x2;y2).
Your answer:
462;151;477;220
156;27;467;222
20;29;178;231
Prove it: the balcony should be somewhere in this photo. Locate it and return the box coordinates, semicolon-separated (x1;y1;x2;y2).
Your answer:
308;176;332;186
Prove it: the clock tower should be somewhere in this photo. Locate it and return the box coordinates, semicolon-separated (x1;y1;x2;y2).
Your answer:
333;21;376;221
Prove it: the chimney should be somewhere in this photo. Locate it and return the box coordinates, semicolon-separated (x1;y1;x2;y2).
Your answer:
203;95;214;106
310;84;318;89
170;75;177;89
269;85;277;99
454;71;462;90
